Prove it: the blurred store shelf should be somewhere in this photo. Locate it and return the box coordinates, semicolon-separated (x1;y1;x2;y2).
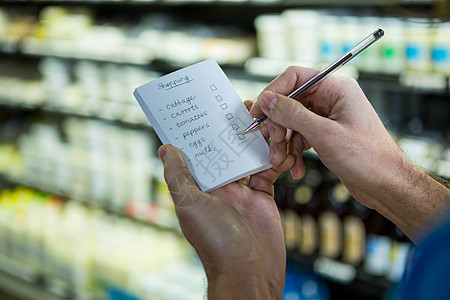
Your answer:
287;252;393;299
0;269;65;300
0;174;180;232
0;184;205;300
0;1;449;300
0;0;437;6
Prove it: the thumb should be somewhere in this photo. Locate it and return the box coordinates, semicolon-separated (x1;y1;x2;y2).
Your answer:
257;91;331;142
158;144;201;208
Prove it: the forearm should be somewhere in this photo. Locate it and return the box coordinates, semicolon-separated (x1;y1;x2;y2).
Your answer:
373;155;450;244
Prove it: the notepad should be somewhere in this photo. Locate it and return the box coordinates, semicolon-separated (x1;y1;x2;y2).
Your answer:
134;59;271;192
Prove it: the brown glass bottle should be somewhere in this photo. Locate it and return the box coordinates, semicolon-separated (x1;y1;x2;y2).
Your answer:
279;171;300;251
342;197;369;266
294;159;323;256
318;171;349;260
283;159;323;255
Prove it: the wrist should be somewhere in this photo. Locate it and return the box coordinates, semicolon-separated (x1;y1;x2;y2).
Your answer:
206;264;283;300
373;154;450;243
192;226;285;300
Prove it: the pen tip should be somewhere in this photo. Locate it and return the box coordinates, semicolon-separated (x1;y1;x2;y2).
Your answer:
241;128;251;135
375;28;384;39
242;120;260;135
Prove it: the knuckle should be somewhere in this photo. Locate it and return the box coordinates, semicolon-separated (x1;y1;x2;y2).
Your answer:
286;65;299;73
285;101;303;122
345;77;359;86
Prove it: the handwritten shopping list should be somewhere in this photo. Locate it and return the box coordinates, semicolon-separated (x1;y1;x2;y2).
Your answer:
134;59;271;192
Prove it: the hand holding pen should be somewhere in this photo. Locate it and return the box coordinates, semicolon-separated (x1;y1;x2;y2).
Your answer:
243;28;384;135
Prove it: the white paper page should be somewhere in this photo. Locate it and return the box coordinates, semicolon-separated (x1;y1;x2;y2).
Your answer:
134;59;271;192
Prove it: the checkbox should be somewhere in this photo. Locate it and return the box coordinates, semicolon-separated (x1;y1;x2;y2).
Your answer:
215;95;223;102
238;134;246;140
210;84;217;91
231;123;239;130
225;113;233;120
220;103;228;110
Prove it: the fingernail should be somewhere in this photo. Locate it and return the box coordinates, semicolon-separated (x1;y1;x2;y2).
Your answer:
158;146;167;161
260;91;278;113
291;168;299;180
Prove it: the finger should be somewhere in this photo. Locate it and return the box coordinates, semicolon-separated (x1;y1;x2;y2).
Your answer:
264;65;320;96
159;146;257;266
244;99;270;141
269;137;287;166
260;124;270;142
243;99;254;111
286;128;293;141
288;132;308;180
253;155;295;188
249;66;320;118
268;121;286;144
267;121;288;165
255;90;333;144
236;175;250;187
250;155;295;196
158;145;203;208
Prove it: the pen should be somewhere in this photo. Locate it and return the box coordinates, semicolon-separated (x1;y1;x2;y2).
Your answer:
243;28;384;135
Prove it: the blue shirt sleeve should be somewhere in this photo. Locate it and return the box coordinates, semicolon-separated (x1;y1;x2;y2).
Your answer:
390;218;450;300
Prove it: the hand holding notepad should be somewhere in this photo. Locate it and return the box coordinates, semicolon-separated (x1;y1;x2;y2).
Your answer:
134;59;272;192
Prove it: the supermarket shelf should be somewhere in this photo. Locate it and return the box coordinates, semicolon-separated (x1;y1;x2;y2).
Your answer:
283;0;432;6
244;57;450;94
0;269;66;300
0;37;251;70
0;43;245;72
2;2;444;300
2;44;449;95
0;0;434;7
3;40;448;96
287;251;393;300
0;101;153;129
0;43;151;67
0;173;181;234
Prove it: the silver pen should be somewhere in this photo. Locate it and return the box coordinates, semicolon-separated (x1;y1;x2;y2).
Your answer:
243;28;384;135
